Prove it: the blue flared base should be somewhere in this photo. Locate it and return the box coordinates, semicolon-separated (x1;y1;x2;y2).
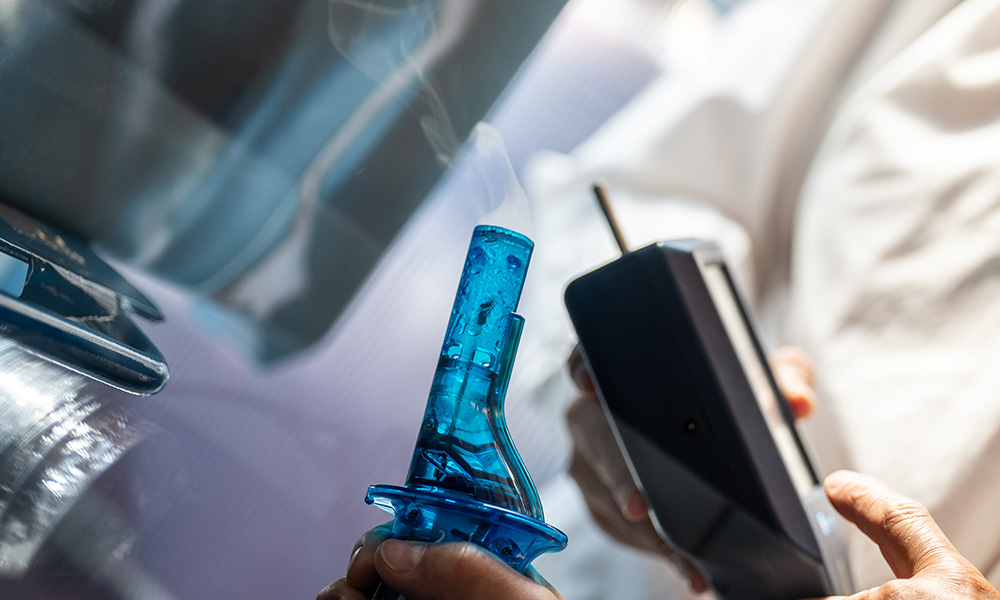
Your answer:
367;484;567;573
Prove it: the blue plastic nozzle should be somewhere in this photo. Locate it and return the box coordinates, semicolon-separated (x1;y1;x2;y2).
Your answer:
366;226;566;590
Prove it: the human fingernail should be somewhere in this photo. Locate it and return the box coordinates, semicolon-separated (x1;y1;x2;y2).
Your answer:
784;379;807;398
670;555;708;593
824;470;856;494
615;487;647;521
776;369;808;396
379;540;425;574
348;543;363;571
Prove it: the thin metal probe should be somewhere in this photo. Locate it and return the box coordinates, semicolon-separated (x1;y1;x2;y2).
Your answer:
592;181;630;255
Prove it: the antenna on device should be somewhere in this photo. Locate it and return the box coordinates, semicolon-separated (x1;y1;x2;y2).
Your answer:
592;181;630;255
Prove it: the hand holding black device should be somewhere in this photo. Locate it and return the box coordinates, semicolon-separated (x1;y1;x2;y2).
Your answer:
563;185;854;600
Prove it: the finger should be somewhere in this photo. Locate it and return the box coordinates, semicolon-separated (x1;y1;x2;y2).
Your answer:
316;578;368;600
344;523;393;591
374;540;559;600
824;471;958;579
567;447;626;527
769;346;816;419
568;426;707;593
567;346;596;394
668;555;710;594
566;394;647;521
572;454;647;525
524;565;564;597
569;447;673;557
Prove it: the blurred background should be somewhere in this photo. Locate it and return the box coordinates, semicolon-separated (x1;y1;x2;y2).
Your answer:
0;0;765;598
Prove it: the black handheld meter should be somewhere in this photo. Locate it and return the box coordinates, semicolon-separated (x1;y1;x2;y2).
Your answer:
564;236;854;600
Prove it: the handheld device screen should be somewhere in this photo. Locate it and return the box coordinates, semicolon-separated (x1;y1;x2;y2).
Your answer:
700;262;816;497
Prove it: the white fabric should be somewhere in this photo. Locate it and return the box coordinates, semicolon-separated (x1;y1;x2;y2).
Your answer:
791;0;1000;586
524;0;1000;593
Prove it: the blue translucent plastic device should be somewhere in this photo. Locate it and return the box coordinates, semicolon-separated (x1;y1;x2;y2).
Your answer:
367;225;567;597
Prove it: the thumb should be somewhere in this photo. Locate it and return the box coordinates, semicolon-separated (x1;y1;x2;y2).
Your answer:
824;470;959;579
374;540;558;600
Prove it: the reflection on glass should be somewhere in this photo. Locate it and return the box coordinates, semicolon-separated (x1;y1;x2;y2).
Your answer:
0;0;566;361
0;337;147;577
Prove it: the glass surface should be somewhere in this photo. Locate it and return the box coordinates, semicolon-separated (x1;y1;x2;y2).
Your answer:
0;0;566;361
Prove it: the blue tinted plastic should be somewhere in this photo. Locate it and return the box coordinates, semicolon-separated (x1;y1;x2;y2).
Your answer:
367;225;566;578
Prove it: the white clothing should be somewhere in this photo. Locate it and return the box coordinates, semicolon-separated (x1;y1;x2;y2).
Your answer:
525;0;1000;592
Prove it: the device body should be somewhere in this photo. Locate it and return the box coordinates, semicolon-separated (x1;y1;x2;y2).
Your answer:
564;239;853;600
367;225;566;600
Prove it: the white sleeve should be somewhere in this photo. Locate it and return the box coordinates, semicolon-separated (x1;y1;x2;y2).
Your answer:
788;0;1000;587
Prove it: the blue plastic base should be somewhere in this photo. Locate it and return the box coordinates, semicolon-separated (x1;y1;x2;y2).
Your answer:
367;484;567;573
